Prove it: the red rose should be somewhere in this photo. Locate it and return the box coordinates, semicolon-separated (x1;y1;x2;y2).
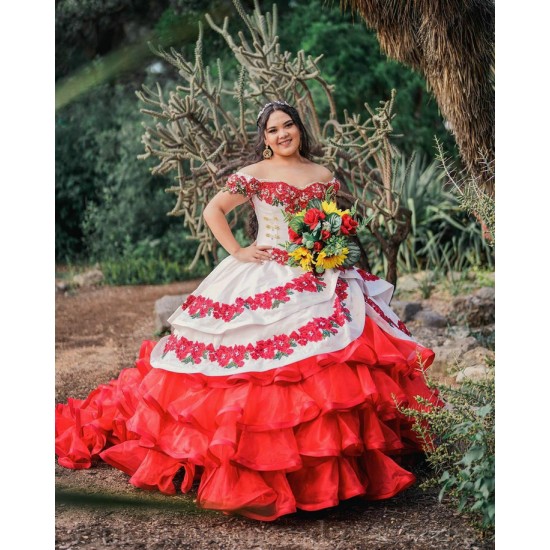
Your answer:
340;213;359;235
303;208;325;230
313;241;323;252
288;227;302;244
321;229;331;241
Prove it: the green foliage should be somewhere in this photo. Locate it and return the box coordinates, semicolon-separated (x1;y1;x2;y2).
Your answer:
435;137;495;244
101;256;208;285
360;153;494;276
400;362;495;533
278;1;456;158
398;152;496;535
100;232;210;285
56;79;206;266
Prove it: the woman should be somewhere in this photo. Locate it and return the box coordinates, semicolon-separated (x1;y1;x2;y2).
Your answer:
56;100;440;521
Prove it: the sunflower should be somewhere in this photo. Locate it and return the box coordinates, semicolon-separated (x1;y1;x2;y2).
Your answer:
321;200;348;217
315;248;349;270
289;246;314;271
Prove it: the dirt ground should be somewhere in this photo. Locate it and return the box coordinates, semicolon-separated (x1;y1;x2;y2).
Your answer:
55;280;494;550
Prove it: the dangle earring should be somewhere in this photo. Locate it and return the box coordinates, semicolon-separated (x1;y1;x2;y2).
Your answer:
262;143;273;159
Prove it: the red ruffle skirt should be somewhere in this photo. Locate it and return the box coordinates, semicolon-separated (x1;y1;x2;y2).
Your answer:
55;317;441;521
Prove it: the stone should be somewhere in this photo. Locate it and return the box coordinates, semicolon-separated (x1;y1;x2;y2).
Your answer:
475;286;495;301
154;294;189;334
415;310;448;328
441;336;479;353
451;288;495;327
455;365;491;383
73;268;104;287
445;326;470;339
396;274;419;292
56;280;68;292
461;346;495;365
390;300;423;322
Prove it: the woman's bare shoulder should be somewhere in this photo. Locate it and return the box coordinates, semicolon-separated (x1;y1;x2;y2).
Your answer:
236;162;265;178
306;162;334;181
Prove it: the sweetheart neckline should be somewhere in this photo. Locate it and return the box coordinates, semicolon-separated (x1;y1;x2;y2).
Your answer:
235;171;337;191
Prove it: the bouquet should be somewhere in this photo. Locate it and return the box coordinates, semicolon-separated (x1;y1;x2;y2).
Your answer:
283;188;363;275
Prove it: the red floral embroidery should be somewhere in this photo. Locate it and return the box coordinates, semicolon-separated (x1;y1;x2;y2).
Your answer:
364;296;411;336
269;248;289;265
223;173;341;213
163;279;351;368
257;179;340;213
181;273;326;322
222;173;259;198
357;268;380;282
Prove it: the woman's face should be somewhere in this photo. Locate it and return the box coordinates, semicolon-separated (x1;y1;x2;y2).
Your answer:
263;110;301;158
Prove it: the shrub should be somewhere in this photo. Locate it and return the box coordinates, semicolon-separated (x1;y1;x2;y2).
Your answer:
358;154;494;277
400;361;495;534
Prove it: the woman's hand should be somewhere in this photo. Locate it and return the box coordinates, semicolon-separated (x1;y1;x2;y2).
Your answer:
233;243;272;263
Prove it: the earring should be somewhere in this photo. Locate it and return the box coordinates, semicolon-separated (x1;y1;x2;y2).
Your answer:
262;144;273;159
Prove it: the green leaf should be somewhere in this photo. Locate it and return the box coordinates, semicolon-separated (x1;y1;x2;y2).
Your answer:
459;445;485;466
476;404;492;418
308;198;322;210
326;213;342;233
289;217;306;233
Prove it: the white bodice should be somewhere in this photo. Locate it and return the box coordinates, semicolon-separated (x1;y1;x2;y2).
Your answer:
253;197;289;250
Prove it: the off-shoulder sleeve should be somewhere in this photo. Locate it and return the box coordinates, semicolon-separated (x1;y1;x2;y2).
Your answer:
222;173;259;198
331;177;341;193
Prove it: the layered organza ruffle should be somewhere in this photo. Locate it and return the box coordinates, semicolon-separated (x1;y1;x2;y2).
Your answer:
55;317;441;521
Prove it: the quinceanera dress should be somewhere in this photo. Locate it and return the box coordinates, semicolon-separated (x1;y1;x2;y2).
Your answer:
55;172;441;521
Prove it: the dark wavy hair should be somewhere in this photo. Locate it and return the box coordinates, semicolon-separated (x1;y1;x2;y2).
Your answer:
245;102;314;239
253;101;313;161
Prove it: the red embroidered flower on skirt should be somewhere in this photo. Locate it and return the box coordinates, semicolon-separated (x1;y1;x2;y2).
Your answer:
180;273;326;322
163;279;351;369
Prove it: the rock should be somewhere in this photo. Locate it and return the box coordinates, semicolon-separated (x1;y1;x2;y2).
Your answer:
390;300;423;322
455;365;492;383
461;346;495;365
474;286;495;301
431;342;494;380
72;268;104;287
445;326;470;339
396;274;419;292
154;294;188;333
56;280;68;292
431;339;476;368
451;287;495;327
415;310;448;328
442;336;479;353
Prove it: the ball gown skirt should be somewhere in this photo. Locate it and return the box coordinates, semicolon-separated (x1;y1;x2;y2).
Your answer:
55;173;442;521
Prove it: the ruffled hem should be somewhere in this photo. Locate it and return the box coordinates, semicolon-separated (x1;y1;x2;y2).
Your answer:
55;318;442;521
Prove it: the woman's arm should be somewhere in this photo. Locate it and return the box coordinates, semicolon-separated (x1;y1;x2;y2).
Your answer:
203;190;272;263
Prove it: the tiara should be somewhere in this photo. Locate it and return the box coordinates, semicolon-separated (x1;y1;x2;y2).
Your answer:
256;100;291;124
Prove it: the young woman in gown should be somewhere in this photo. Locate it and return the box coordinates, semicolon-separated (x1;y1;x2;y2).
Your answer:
55;100;441;521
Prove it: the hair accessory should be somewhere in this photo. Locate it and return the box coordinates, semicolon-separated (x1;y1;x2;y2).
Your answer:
256;100;291;124
262;143;273;159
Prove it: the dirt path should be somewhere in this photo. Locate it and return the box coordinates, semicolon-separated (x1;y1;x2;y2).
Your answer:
55;282;493;549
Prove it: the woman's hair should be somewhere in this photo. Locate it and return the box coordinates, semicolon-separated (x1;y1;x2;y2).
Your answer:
252;101;313;161
246;101;314;239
